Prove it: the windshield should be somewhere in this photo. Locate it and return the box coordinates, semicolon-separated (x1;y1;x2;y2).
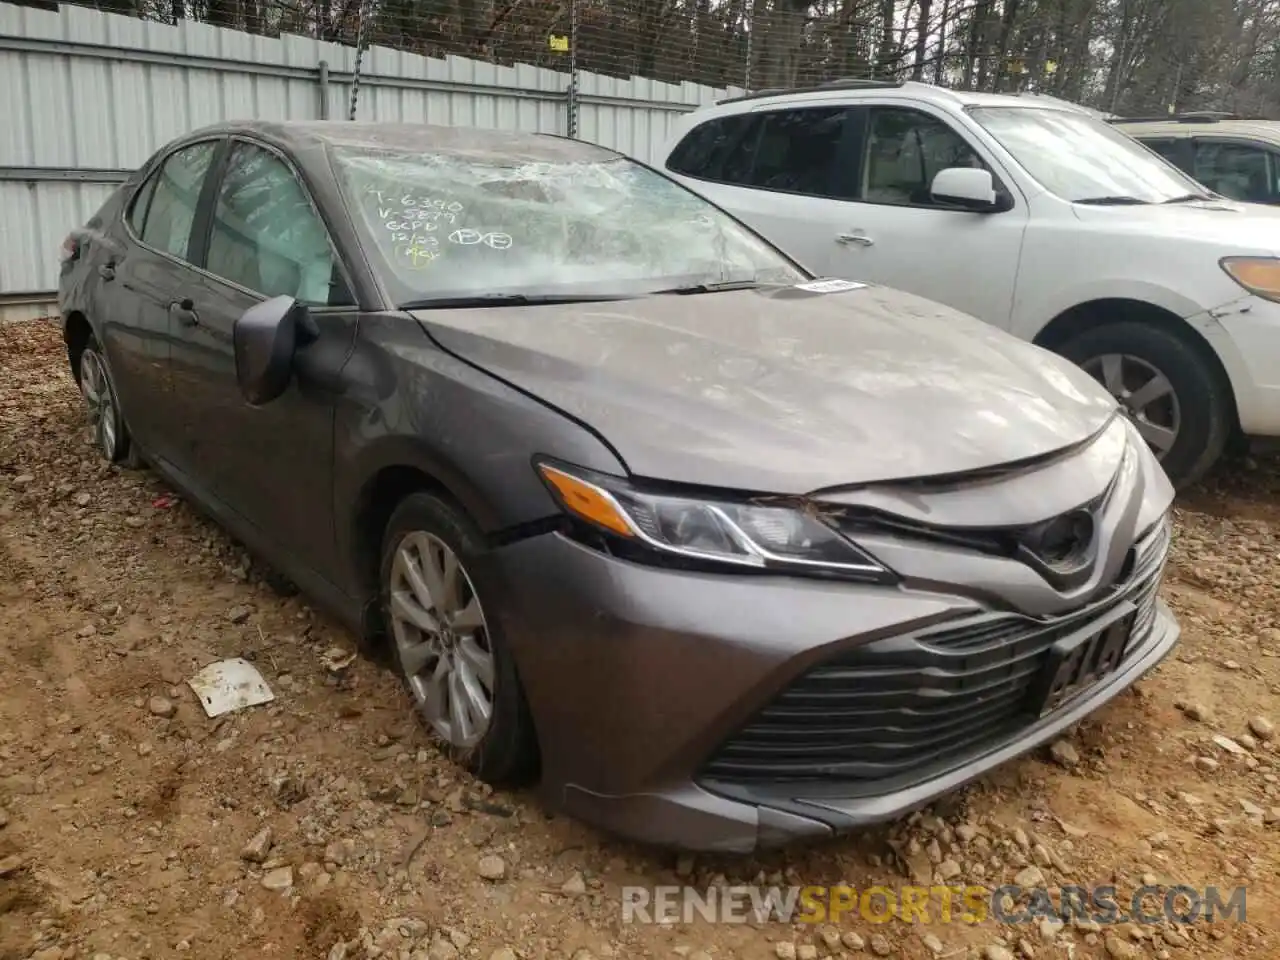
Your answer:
329;145;805;305
968;106;1210;204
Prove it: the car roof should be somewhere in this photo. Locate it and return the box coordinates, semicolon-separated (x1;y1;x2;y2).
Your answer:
705;80;1105;117
1110;118;1280;143
179;120;622;163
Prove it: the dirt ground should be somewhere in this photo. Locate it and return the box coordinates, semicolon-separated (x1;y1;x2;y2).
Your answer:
1;317;1278;960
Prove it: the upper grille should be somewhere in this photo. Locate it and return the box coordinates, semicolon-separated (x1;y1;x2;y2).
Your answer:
700;516;1172;786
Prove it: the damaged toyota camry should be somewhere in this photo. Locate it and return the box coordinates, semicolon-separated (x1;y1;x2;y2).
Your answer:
58;121;1178;852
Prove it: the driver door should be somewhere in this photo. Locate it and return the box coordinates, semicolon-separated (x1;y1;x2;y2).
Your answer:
171;137;359;580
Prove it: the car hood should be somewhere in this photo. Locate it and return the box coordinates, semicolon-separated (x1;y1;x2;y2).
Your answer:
1072;198;1280;254
411;283;1118;493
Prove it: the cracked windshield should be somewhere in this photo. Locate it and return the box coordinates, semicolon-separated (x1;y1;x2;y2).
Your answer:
330;146;802;304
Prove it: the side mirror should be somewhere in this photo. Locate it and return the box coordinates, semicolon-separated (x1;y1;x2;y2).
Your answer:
931;167;1004;211
233;295;317;406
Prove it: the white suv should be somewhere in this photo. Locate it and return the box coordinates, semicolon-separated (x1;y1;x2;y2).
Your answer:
659;79;1280;488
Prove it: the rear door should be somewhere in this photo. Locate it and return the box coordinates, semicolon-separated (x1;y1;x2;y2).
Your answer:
172;136;359;579
90;140;220;467
664;106;861;275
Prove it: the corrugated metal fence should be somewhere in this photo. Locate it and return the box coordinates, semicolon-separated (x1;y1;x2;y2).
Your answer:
0;1;741;319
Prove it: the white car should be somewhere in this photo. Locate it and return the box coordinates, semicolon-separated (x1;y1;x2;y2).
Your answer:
659;79;1280;488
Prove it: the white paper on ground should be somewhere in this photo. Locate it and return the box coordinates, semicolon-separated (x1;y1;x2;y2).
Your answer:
188;658;275;718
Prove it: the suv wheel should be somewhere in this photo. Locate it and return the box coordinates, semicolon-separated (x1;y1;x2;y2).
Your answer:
379;492;538;785
78;337;142;468
1058;321;1229;489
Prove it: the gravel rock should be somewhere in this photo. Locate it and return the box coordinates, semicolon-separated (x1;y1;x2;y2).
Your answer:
1249;715;1275;740
773;943;796;960
1049;739;1080;767
476;854;506;880
260;866;293;891
560;871;587;895
868;933;892;956
984;947;1015;960
1014;865;1045;887
240;826;273;863
1180;702;1214;722
1105;935;1139;959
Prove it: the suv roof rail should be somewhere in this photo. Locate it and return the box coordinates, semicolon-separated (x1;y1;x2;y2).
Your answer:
1108;111;1263;124
715;78;905;106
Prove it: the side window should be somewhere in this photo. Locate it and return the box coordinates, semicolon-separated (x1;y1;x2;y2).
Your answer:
127;172;159;237
1141;138;1186;167
744;108;853;199
863;108;989;207
205;142;339;305
1193;140;1279;203
666;115;753;180
138;142;217;260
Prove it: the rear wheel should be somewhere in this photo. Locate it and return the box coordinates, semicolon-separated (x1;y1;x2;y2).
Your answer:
1057;321;1230;489
378;492;538;785
78;337;142;468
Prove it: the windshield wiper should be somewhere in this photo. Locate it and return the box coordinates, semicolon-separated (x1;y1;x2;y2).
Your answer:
400;293;628;309
1074;196;1152;206
1161;192;1216;204
652;279;765;295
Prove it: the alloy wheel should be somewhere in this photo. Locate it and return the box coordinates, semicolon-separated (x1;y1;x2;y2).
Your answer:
387;530;496;749
79;350;118;460
1081;352;1182;460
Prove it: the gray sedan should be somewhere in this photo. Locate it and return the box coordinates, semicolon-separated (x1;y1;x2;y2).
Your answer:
58;121;1179;852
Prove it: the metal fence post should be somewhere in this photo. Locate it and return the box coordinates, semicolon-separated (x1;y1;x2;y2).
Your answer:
318;60;331;119
566;0;579;138
348;0;373;120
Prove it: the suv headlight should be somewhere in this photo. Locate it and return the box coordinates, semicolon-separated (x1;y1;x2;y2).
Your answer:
536;460;892;580
1220;256;1280;302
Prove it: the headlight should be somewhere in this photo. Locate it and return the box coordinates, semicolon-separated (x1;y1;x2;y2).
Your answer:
1220;256;1280;302
536;460;891;580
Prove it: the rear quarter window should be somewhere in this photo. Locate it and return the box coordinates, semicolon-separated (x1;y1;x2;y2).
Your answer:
666;115;753;180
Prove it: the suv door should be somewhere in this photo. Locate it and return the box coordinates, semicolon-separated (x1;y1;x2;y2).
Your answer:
97;139;220;469
829;105;1029;325
664;106;861;274
174;137;359;580
1191;138;1280;204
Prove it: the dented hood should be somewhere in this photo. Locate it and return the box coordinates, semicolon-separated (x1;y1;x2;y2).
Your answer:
411;282;1119;493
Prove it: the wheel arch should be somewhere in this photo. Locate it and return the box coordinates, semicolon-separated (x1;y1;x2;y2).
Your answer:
1032;297;1240;435
63;310;93;381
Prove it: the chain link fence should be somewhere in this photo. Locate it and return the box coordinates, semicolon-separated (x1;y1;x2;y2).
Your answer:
11;0;1280;130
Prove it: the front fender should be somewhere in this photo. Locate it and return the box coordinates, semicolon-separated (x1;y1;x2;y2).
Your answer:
332;314;627;593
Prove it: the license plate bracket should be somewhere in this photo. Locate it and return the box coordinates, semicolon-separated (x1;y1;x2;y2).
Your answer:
1029;605;1136;717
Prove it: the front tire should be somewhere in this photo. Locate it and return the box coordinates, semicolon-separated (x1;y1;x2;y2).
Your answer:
78;337;142;469
378;492;538;786
1057;321;1230;489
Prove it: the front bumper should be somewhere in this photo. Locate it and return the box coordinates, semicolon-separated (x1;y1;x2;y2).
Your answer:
485;520;1179;854
1201;293;1280;436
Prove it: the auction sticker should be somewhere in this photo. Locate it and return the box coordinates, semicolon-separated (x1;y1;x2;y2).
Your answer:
795;278;867;294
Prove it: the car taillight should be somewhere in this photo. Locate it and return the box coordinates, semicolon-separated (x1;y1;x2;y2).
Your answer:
60;235;80;263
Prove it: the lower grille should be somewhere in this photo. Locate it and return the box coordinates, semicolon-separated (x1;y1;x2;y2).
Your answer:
700;517;1171;785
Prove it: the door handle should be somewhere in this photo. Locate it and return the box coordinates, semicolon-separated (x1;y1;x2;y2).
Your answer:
170;298;199;328
97;263;116;281
836;232;874;247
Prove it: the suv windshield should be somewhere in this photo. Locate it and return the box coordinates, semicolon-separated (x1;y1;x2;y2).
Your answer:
329;145;804;305
969;106;1210;204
